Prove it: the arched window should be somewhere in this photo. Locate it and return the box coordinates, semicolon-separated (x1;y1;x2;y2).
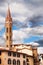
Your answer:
17;60;20;65
0;59;1;64
6;28;8;32
27;63;29;65
42;55;43;59
23;54;25;58
10;27;11;32
6;36;8;40
0;51;1;55
10;36;11;41
17;53;20;57
8;51;11;56
8;59;11;64
26;59;29;62
23;60;26;65
13;59;16;65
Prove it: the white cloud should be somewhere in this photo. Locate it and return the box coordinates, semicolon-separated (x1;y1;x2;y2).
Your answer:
12;30;27;43
4;26;43;43
13;16;27;22
0;0;43;53
29;42;39;46
0;36;5;46
3;25;43;44
3;29;27;43
0;2;33;23
11;2;32;15
0;16;5;31
22;42;43;54
0;16;5;23
38;47;43;54
10;2;33;21
20;26;43;37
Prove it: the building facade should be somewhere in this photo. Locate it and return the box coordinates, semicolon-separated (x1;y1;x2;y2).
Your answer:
39;54;43;65
0;7;39;65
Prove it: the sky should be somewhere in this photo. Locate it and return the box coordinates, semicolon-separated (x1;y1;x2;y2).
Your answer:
0;0;43;54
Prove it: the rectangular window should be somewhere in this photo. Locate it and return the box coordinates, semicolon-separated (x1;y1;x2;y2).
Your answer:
10;28;11;32
8;59;11;64
42;56;43;59
26;59;29;62
23;54;25;58
0;59;1;64
13;52;16;57
7;28;8;32
10;36;11;41
8;52;11;56
17;53;20;57
0;51;1;55
27;63;29;65
7;36;8;40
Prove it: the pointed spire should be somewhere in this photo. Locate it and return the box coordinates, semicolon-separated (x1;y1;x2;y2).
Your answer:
6;3;11;18
6;4;12;21
7;5;11;18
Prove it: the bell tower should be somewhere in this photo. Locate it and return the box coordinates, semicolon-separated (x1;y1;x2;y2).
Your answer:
5;6;12;49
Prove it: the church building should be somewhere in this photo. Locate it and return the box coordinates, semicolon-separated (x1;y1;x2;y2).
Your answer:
0;6;39;65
